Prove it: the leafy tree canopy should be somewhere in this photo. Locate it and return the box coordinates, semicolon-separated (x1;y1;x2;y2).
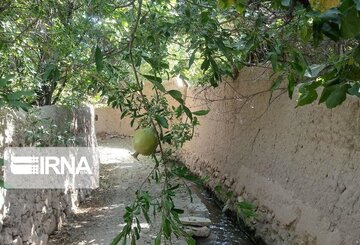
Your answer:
0;0;359;109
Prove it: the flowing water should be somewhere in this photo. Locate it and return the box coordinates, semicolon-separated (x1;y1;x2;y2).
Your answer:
194;187;265;245
49;137;265;245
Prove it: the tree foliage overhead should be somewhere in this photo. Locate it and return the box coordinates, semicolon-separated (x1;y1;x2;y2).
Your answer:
0;0;359;109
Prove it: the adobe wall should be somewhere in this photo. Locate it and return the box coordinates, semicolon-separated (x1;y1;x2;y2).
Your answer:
0;105;96;244
94;78;188;137
181;67;360;245
94;107;133;137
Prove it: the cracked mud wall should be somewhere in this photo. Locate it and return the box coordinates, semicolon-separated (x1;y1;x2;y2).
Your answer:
180;67;360;245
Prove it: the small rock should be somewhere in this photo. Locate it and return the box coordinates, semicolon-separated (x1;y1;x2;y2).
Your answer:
12;236;23;245
20;216;34;241
31;233;48;245
237;196;244;203
41;206;52;214
186;203;209;216
185;226;211;238
179;217;211;227
2;227;13;244
11;226;19;236
222;199;231;213
36;203;44;212
43;215;57;234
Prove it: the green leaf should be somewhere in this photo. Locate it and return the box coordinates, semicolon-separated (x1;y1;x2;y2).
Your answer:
235;2;247;14
155;234;161;245
120;110;128;119
172;208;184;214
143;75;165;92
43;64;60;82
353;46;360;65
326;85;348;108
186;237;196;245
210;57;219;75
95;46;104;72
143;74;162;83
299;25;311;43
8;100;31;111
201;59;210;71
142;55;157;69
0;74;15;87
238;201;254;210
340;4;360;38
134;227;140;240
192;110;209;116
110;231;124;245
299;80;322;92
319;86;335;104
348;83;360;97
172;166;201;184
270;52;278;71
319;8;341;21
189;50;196;68
323;78;340;87
271;74;283;91
214;185;222;193
346;64;360;80
131;234;136;245
163;218;171;238
43;64;55;80
304;64;326;78
210;77;218;87
0;179;4;188
321;22;341;41
297;89;318;107
287;74;296;99
218;0;234;8
155;115;169;128
182;105;193;120
290;52;307;76
6;90;33;100
312;22;324;46
237;201;255;218
168;90;184;104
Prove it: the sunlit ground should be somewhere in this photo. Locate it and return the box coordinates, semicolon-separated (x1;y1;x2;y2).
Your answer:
49;137;167;245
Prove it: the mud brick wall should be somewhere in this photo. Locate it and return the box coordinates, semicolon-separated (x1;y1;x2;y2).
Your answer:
181;67;360;245
0;105;96;244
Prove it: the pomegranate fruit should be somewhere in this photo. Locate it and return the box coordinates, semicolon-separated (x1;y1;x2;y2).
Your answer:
132;128;158;158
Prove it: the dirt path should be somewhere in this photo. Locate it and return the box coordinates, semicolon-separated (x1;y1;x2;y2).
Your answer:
48;137;208;245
